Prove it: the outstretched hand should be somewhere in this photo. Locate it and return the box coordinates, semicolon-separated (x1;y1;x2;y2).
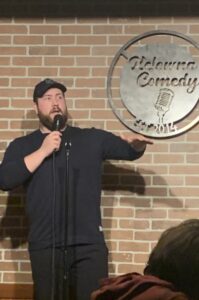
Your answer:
120;132;154;152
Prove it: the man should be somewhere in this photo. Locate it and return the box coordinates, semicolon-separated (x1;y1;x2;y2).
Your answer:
91;219;199;300
0;78;153;300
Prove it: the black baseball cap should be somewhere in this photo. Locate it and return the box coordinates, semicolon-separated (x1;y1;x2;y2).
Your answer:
33;78;67;102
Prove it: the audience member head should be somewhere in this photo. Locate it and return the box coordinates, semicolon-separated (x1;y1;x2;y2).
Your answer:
144;219;199;300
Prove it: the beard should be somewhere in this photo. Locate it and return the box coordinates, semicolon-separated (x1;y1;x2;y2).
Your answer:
37;108;68;131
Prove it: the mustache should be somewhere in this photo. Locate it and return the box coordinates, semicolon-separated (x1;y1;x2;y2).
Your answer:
50;108;63;114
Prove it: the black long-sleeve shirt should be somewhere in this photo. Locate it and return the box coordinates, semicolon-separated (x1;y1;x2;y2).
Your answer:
0;126;144;250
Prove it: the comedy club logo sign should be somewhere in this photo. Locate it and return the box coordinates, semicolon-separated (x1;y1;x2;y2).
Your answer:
107;30;199;138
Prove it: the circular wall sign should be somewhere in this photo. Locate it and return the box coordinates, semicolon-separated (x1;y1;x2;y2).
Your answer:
107;30;199;138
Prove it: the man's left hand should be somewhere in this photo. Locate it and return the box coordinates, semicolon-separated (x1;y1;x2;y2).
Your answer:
120;132;154;152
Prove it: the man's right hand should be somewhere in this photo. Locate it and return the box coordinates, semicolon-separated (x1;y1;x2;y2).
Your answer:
40;131;62;158
24;131;62;173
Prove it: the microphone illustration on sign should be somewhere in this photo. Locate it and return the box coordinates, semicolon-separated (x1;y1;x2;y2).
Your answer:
154;88;174;125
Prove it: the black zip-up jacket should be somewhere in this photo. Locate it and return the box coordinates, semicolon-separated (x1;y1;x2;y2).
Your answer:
0;126;144;250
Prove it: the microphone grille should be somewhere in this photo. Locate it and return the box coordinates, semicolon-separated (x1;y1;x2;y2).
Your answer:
52;114;64;131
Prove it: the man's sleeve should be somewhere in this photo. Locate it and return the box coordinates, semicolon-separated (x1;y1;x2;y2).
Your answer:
0;139;32;191
101;130;145;161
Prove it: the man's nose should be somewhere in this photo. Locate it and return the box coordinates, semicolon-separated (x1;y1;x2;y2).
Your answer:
52;97;59;105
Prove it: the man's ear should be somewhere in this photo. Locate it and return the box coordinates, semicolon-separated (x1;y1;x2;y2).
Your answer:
34;102;38;115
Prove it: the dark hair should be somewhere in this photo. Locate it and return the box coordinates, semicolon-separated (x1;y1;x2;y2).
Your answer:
144;219;199;300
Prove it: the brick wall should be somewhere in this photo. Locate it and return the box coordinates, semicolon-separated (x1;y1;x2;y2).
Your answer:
0;5;199;295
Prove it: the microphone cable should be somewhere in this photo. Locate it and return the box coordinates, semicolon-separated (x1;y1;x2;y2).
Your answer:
63;126;72;300
51;114;65;300
51;150;56;300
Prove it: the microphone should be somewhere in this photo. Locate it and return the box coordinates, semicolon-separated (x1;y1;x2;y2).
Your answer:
52;114;64;131
155;88;174;124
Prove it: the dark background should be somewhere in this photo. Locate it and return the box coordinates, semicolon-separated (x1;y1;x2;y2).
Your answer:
0;0;199;18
